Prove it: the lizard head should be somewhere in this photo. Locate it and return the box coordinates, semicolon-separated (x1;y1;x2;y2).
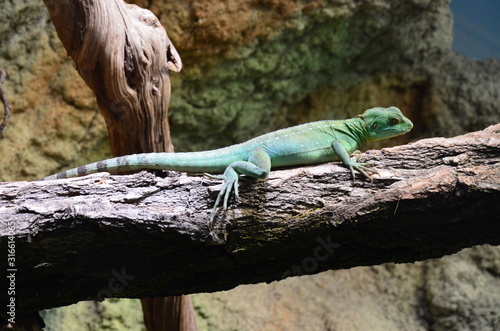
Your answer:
360;106;413;141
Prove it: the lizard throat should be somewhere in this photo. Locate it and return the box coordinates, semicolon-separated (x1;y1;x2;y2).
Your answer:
340;118;370;146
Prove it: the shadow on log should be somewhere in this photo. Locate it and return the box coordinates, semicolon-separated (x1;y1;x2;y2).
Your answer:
1;124;499;315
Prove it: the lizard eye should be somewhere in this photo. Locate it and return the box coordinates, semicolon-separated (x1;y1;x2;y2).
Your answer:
390;118;400;125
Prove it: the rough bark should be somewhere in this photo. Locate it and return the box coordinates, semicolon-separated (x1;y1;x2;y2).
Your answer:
43;0;181;156
1;124;499;315
141;296;198;331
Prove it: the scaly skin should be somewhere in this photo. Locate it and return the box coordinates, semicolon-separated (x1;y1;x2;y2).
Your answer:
43;106;413;223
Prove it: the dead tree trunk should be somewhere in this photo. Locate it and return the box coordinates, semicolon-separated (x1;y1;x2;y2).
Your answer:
43;0;182;155
41;1;193;331
1;124;499;316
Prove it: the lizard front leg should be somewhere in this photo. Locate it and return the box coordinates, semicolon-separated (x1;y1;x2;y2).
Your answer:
210;148;271;224
331;140;376;180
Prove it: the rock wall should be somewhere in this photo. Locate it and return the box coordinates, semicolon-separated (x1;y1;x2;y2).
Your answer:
1;0;499;330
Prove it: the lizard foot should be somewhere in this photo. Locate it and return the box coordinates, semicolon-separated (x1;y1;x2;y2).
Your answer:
348;151;378;180
209;167;240;224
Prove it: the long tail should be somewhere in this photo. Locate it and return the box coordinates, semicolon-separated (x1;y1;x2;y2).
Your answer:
42;149;242;180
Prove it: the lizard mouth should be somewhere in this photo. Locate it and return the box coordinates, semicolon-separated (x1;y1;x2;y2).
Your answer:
384;128;411;133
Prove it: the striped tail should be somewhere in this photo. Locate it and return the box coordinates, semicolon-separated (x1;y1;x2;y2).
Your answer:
42;153;171;180
41;148;243;180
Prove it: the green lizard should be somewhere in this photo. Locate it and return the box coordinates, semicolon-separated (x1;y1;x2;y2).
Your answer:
43;106;413;223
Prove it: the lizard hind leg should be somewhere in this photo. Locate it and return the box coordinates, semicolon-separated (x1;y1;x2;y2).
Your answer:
209;149;271;224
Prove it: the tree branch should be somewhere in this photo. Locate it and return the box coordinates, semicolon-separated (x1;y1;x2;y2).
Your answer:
2;125;499;315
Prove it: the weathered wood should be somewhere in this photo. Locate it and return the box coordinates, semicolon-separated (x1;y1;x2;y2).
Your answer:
42;0;181;156
1;124;499;315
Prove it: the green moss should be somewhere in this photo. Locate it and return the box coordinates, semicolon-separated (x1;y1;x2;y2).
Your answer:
169;19;351;151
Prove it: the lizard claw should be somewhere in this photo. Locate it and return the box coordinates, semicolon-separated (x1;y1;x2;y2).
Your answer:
347;153;378;180
349;150;378;182
209;167;240;224
207;156;271;225
349;163;378;181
